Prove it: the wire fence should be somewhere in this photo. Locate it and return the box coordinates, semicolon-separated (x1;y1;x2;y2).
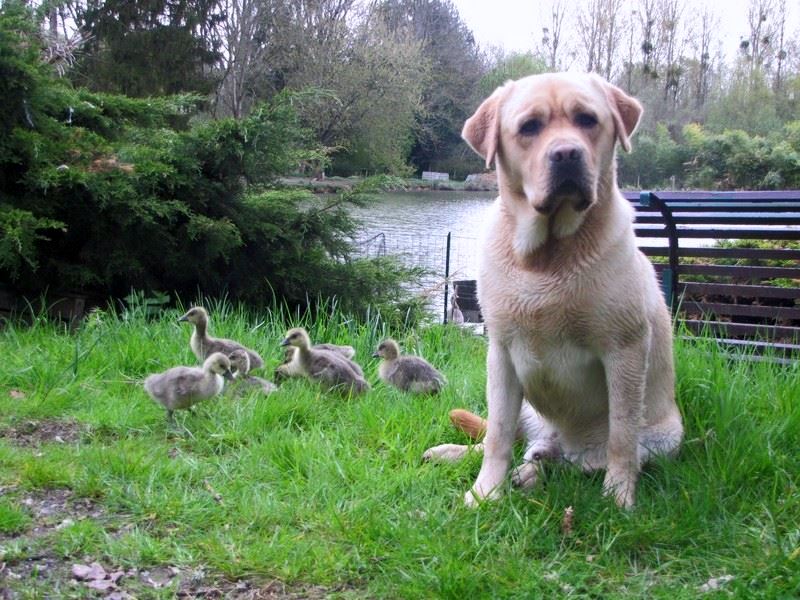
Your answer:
354;231;479;322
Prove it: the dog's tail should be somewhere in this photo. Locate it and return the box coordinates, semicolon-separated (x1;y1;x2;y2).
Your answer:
449;409;487;441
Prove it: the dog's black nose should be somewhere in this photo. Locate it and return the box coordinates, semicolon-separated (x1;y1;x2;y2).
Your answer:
548;144;582;164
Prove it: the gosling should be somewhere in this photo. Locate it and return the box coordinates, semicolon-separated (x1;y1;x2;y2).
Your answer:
178;306;264;370
144;352;234;422
373;339;446;394
448;292;465;324
228;348;278;395
275;342;359;381
280;327;369;395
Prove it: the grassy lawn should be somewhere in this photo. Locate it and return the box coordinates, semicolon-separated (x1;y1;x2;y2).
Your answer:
0;301;798;598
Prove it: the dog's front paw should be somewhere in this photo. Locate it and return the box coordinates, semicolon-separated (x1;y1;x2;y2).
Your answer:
603;471;636;509
463;484;503;508
511;462;539;489
422;443;470;463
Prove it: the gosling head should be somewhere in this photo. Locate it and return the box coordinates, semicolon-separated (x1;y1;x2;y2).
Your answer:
373;339;400;360
280;327;311;350
204;352;234;380
178;306;209;325
228;348;251;378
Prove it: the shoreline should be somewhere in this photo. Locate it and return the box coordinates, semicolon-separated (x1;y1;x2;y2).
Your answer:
278;175;498;194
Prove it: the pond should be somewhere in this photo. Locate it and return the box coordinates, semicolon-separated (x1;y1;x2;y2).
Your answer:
350;190;495;319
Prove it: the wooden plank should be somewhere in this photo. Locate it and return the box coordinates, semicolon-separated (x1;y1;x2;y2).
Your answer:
659;202;800;210
636;228;800;240
640;247;670;257
677;247;800;261
624;191;800;202
678;264;800;279
698;337;800;354
681;319;800;341
678;336;800;363
680;301;800;320
680;281;800;299
669;213;800;225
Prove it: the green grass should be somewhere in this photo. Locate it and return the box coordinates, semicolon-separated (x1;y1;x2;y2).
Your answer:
0;301;799;598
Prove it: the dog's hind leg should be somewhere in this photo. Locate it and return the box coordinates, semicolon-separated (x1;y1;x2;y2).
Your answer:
511;405;563;489
638;416;683;465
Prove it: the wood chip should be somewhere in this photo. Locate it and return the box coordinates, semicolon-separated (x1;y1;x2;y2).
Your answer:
561;506;574;536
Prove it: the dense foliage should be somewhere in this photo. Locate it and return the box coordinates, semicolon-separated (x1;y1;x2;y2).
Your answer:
0;3;422;322
29;0;800;186
618;120;800;190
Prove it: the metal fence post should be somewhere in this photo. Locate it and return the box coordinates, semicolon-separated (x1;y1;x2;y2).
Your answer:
443;231;451;323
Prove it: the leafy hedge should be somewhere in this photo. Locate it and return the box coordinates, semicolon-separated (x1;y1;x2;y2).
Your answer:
618;120;800;190
0;3;421;323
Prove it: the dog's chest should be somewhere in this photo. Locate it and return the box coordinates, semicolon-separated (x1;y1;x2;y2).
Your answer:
486;266;610;421
482;264;595;338
508;332;607;422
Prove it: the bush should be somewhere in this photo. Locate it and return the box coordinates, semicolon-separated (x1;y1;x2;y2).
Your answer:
682;122;800;190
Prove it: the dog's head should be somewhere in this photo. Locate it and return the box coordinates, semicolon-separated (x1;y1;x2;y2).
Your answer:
463;73;641;245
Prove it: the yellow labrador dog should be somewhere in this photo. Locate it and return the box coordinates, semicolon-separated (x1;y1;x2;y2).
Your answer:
424;72;683;509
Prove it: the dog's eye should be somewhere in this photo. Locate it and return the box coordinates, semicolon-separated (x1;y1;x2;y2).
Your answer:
519;119;543;136
575;113;598;128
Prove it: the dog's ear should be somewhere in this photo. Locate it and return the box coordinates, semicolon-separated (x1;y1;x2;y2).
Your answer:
601;80;643;153
462;86;506;169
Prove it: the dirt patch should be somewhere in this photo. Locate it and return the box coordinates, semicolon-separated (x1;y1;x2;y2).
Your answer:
2;559;350;599
0;487;104;544
0;488;356;599
0;418;86;447
0;488;109;598
20;488;103;530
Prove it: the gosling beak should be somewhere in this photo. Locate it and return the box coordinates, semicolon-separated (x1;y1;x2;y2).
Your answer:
372;352;382;358
178;315;189;322
223;370;234;381
279;338;290;347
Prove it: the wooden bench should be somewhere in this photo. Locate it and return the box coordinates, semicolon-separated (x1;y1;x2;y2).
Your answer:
447;190;800;359
626;191;800;358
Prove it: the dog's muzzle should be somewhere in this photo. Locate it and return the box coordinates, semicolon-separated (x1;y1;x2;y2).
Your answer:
537;143;592;214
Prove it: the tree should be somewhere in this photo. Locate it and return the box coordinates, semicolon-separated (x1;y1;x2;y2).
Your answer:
478;51;547;97
213;0;271;118
577;0;625;80
66;0;224;96
538;0;571;71
379;0;486;173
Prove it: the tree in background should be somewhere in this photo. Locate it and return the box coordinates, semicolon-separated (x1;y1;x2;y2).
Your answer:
379;0;486;177
15;0;800;187
65;0;224;96
478;50;547;98
536;0;572;71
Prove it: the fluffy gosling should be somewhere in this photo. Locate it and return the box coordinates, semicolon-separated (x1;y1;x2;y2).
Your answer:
275;342;359;381
144;352;233;422
178;306;264;370
373;339;446;394
280;327;369;395
228;348;278;395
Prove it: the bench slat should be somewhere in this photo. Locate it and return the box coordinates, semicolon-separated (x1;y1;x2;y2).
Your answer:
680;281;800;300
676;247;800;260
681;301;800;320
625;191;800;201
678;264;800;279
635;227;800;240
682;319;800;341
